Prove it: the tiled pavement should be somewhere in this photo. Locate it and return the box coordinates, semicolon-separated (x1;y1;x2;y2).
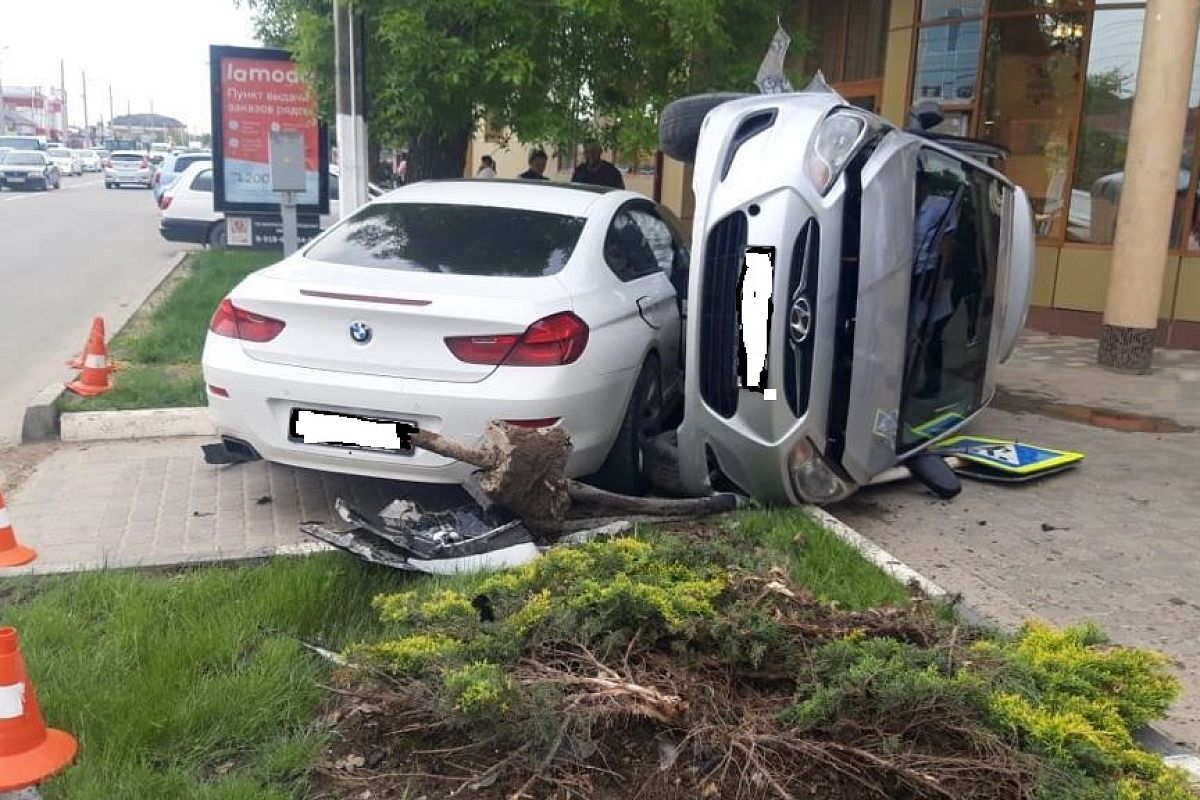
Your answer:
2;438;465;575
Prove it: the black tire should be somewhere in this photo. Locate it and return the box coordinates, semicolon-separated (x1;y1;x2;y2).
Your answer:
643;430;690;497
54;176;61;189
207;222;228;249
659;92;752;163
589;356;664;495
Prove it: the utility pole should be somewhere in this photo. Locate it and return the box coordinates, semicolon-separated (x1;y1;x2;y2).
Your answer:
81;70;89;140
108;84;114;122
334;0;369;217
59;59;67;133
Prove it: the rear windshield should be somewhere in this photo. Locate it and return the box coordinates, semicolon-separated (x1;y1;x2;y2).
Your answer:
111;153;144;162
3;152;44;165
305;203;587;277
0;137;40;150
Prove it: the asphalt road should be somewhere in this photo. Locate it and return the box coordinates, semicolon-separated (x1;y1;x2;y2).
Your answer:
0;174;190;446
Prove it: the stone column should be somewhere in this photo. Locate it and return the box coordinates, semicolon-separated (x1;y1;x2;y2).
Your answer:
1099;0;1200;372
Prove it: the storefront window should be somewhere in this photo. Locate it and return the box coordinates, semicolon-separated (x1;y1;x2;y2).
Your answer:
979;13;1087;241
789;0;890;111
914;19;983;104
843;0;890;82
922;0;985;22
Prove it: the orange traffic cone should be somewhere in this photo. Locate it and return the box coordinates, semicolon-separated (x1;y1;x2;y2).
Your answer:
0;490;35;568
64;323;113;397
0;627;77;791
66;317;105;370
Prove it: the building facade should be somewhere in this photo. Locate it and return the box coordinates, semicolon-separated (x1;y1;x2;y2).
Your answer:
0;87;64;139
657;0;1200;349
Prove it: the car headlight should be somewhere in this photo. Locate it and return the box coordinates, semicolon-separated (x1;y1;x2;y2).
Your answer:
804;109;873;196
787;439;848;503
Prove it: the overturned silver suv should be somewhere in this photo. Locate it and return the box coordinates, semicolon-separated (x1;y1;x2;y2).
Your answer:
662;88;1036;505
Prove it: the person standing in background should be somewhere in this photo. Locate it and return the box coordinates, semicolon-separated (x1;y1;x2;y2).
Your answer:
476;155;497;178
571;143;624;189
518;149;549;180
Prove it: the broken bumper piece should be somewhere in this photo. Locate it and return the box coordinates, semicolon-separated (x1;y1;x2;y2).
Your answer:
302;498;542;575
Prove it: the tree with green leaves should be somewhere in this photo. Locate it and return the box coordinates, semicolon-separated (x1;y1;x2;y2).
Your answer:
242;0;805;181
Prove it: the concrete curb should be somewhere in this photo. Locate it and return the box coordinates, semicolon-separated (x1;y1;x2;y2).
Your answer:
19;251;194;445
20;383;64;443
807;504;1200;784
59;407;214;443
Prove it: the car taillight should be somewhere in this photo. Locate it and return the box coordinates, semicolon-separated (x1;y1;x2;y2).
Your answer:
209;298;286;342
159;195;172;210
445;312;588;366
104;159;112;168
140;158;149;169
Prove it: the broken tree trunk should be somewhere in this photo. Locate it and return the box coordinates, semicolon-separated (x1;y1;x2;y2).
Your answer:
410;422;740;536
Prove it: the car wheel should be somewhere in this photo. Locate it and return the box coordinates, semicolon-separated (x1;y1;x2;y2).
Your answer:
55;176;61;189
208;222;228;249
589;355;663;495
658;92;752;163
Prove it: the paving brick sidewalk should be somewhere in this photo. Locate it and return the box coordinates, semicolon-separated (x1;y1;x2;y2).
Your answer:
835;333;1200;749
2;437;464;574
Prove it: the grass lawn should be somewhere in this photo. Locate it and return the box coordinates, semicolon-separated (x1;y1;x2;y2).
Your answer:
59;249;277;412
3;554;400;799
0;508;911;799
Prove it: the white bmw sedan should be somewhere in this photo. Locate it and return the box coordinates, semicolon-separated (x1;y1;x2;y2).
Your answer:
202;179;690;493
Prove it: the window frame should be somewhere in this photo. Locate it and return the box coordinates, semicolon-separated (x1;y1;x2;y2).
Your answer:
603;201;671;283
190;169;214;192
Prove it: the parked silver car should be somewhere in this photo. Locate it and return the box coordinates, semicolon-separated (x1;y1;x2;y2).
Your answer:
662;88;1035;505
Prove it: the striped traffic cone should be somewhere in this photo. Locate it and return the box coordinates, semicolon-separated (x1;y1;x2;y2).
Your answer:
0;627;78;792
0;491;35;568
65;318;105;370
64;323;113;397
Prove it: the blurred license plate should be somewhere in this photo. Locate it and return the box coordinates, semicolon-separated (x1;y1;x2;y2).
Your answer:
289;409;418;453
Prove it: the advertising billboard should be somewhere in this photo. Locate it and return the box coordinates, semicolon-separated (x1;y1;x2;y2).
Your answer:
209;45;329;214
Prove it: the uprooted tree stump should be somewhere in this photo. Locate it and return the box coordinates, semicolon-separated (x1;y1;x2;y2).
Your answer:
410;422;741;536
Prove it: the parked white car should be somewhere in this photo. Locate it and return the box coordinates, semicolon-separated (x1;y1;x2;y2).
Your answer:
158;161;378;247
201;179;689;492
104;151;153;188
47;147;81;176
75;149;102;172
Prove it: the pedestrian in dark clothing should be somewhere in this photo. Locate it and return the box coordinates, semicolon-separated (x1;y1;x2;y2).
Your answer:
572;143;624;189
518;149;549;180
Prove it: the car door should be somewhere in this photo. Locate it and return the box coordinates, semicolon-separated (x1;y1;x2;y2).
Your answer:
604;202;684;396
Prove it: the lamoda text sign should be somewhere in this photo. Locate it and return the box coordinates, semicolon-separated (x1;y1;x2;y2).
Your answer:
210;45;329;216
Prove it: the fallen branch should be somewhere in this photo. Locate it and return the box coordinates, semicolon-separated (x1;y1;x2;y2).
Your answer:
411;422;743;535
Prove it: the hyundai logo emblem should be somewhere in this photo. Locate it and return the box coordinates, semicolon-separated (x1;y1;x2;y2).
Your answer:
789;296;812;344
349;321;373;344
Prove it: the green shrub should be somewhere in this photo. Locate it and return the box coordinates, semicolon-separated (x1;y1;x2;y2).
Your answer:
442;661;516;719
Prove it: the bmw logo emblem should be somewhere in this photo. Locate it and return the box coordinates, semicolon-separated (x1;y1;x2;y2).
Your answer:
349;321;373;344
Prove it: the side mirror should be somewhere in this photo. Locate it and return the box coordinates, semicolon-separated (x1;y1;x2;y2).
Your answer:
906;99;945;133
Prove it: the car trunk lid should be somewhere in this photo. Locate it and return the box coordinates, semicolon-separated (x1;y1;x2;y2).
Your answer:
231;261;574;383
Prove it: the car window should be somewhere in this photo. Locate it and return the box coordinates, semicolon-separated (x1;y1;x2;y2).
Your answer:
49;149;70;158
305;203;586;276
111;153;144;162
4;152;45;165
190;169;213;192
898;147;1004;451
603;210;661;281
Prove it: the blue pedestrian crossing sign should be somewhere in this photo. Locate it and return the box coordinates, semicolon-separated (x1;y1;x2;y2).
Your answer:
929;435;1084;476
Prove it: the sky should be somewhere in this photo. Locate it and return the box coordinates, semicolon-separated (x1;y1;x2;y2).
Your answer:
1;0;261;135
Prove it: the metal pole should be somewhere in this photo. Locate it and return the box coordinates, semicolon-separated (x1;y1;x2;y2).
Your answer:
81;70;88;140
59;59;67;133
334;0;369;217
280;190;299;256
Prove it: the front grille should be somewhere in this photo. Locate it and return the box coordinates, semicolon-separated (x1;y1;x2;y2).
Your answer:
699;211;748;418
783;219;819;417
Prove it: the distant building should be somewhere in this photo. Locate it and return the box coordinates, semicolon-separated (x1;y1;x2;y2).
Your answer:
110;113;188;145
0;87;64;138
0;108;38;135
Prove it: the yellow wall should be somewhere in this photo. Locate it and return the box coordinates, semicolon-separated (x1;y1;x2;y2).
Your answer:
881;0;918;125
1052;248;1179;319
1174;257;1200;322
1033;246;1058;307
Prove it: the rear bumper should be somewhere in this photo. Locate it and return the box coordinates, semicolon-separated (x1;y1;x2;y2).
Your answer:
201;335;632;484
160;217;211;244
